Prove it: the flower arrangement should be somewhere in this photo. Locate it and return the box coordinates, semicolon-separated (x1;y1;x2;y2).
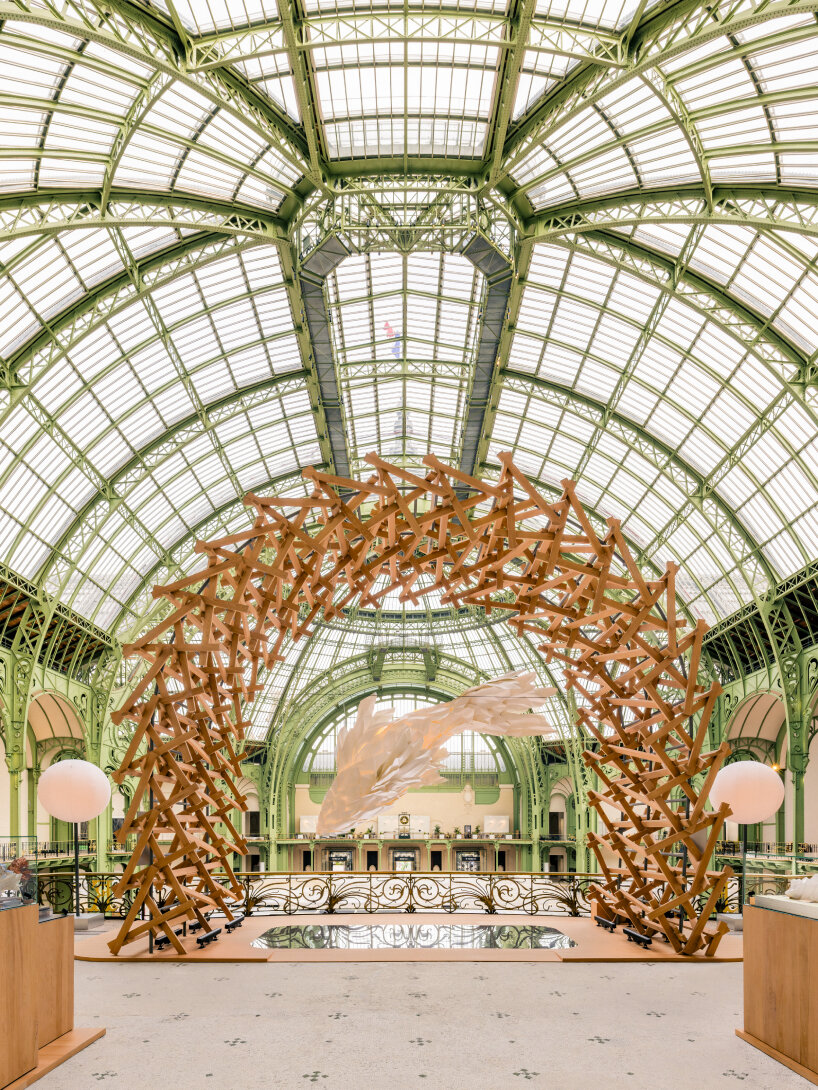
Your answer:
0;856;33;900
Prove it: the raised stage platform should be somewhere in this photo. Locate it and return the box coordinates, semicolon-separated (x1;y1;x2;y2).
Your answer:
75;914;743;964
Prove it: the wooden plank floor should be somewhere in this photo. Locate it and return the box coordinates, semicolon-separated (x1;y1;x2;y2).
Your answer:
75;915;743;964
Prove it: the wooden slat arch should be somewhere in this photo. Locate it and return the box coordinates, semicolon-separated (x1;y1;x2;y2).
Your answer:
109;452;731;957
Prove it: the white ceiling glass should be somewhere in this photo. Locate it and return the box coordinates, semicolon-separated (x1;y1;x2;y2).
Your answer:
0;0;815;741
327;250;482;472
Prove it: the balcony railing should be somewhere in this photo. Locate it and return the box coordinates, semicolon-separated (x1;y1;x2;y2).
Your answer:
24;868;799;920
30;870;595;918
0;839;97;863
309;770;500;789
716;841;818;858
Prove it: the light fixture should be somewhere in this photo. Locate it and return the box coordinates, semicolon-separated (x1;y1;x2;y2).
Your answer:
463;781;474;807
38;760;111;917
709;760;785;906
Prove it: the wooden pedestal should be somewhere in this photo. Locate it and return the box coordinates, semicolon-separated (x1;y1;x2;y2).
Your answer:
0;907;38;1088
737;904;818;1084
0;908;103;1089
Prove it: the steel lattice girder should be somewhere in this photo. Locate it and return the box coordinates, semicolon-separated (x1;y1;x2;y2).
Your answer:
501;0;818;183
0;0;310;174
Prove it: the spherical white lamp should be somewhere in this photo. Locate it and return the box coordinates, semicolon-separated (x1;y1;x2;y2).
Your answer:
709;760;784;906
710;760;785;824
39;760;111;916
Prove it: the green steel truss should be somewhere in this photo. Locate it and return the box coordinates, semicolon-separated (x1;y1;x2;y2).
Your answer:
1;0;817;861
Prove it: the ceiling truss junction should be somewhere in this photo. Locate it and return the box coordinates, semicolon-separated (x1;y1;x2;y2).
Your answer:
0;182;814;629
0;0;309;175
501;0;818;188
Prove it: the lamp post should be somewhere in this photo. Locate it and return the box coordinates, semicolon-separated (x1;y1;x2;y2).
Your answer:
38;760;111;918
709;761;785;908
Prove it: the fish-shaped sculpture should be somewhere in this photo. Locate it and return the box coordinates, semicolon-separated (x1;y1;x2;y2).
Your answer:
316;671;556;835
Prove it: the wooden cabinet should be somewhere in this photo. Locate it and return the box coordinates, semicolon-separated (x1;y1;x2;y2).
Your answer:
0;909;89;1090
33;917;74;1048
0;907;39;1088
738;904;818;1084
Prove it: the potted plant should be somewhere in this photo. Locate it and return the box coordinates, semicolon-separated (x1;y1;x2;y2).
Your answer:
474;825;481;838
454;826;462;840
433;824;442;838
364;827;373;839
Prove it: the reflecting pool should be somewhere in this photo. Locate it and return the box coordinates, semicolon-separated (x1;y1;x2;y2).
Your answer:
252;923;576;950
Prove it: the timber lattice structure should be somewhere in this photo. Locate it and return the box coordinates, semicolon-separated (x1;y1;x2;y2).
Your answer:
110;452;731;957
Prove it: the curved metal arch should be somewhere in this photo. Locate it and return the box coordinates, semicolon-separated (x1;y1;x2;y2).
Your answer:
272;667;481;832
556;231;818;545
61;441;312;628
0;0;310;175
40;380;315;618
724;690;789;757
110;464;321;637
265;609;571;746
6;335;305;565
15;350;307;588
524;184;818;251
5;231;266;392
497;280;810;576
497;370;779;590
501;0;818;178
551;228;818;424
292;685;519;789
268;656;536;833
0;189;285;249
536;228;809;381
42;372;310;584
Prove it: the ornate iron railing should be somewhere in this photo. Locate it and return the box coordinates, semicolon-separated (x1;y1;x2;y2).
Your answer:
33;871;597;918
231;872;597;916
0;838;96;862
31;869;804;920
716;841;818;858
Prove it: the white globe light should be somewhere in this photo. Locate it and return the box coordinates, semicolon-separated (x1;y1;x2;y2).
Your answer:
38;759;111;823
709;760;784;825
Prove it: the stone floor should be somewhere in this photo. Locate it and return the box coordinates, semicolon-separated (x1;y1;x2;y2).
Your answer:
39;941;806;1089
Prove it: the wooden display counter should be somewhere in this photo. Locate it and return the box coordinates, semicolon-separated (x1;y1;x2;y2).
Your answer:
0;906;104;1089
737;903;818;1084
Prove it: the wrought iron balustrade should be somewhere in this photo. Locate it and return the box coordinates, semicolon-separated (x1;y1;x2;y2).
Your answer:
716;841;818;858
0;838;96;862
32;868;806;921
32;870;597;919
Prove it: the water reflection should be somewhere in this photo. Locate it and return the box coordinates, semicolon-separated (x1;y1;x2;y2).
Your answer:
252;923;577;950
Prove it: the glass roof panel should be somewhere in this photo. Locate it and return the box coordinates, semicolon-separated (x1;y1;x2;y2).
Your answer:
511;14;818;207
0;0;815;663
327;250;482;472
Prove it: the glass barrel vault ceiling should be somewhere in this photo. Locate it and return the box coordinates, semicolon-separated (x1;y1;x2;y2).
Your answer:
0;0;815;739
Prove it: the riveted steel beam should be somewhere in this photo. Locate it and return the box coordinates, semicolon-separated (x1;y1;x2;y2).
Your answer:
497;369;778;593
524;184;818;244
0;189;284;253
295;235;352;477
457;236;513;479
276;0;327;186
482;0;537;187
0;0;310;175
502;0;818;181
